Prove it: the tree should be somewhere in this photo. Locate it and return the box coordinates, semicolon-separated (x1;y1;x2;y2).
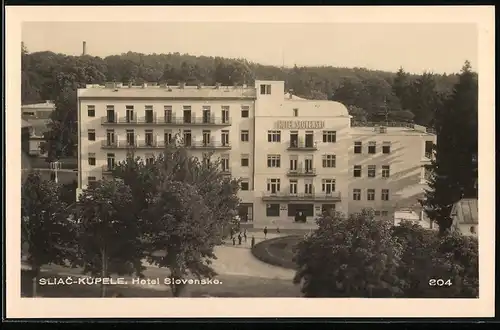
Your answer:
77;179;145;297
21;172;74;296
422;61;478;234
293;210;404;297
392;67;412;110
406;72;440;127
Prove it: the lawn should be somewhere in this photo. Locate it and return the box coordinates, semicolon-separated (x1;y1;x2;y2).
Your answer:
21;267;301;298
251;235;303;270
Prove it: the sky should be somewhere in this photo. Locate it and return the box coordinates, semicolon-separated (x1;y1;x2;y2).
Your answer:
22;22;477;75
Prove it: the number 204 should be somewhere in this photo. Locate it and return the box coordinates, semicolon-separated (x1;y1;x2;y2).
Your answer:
428;279;452;286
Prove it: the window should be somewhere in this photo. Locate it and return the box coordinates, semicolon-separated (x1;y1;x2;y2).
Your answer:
424;165;433;181
221;106;230;124
267;130;281;142
368;141;376;154
126;130;135;146
221;155;230;172
304;181;313;194
241;154;249;167
106;105;115;123
266;178;281;193
183;106;192;123
266;203;280;217
202;106;211;123
164;106;173;123
322;179;336;194
289;156;298;171
353;165;362;177
382;165;390;178
289;179;298;194
322;154;336;168
221;130;230;146
183;129;192;146
240;179;250;191
202;130;211;146
145;154;154;165
368;165;376;178
88;153;96;166
293;108;299;117
164;130;172;145
106;153;115;170
240;130;249;142
381;211;389;217
367;189;375;201
354;141;362;154
381;189;390;201
322;131;337;143
353;189;361;201
382;141;391;154
304;157;314;173
87;105;95;117
145;105;154;123
106;129;115;146
126;105;135;123
374;211;381;216
260;84;271;95
87;129;96;141
267;155;281;168
87;176;97;186
241;105;249;118
145;129;154;146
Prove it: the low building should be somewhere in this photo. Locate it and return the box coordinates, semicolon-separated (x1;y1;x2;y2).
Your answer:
22;101;55;157
450;198;478;236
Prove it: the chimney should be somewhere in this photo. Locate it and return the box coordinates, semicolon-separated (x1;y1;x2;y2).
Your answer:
82;41;87;56
288;89;294;99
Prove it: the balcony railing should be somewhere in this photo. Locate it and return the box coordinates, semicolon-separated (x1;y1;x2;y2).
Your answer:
425;151;433;159
287;168;317;177
287;140;318;151
101;164;116;174
261;190;341;202
101;139;231;150
189;141;232;150
101;115;232;126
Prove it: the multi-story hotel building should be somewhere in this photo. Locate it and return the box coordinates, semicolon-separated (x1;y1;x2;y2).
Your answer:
77;80;436;229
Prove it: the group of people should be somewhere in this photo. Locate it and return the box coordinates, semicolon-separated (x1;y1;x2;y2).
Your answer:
229;226;281;248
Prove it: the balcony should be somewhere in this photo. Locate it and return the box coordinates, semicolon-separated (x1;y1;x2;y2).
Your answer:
189;140;232;150
261;190;341;202
101;139;164;149
220;168;232;176
287;140;318;151
101;164;116;174
101;115;232;127
286;168;317;177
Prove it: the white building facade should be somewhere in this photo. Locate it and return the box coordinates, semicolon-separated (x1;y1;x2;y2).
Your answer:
77;80;436;229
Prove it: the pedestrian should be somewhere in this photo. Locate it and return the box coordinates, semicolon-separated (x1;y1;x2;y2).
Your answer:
243;229;247;242
263;226;268;239
230;228;234;239
238;233;242;245
251;236;255;248
277;226;280;233
232;236;236;245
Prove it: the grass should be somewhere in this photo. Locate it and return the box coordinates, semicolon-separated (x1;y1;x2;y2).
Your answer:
251;235;303;270
21;268;301;298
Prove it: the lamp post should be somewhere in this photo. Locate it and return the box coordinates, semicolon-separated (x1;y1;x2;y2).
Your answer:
50;161;61;184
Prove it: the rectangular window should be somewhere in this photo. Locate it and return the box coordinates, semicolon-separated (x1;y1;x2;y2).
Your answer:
240;130;249;142
260;84;272;95
241;154;249;167
241;105;250;118
145;154;154;166
354;141;362;154
267;130;281;142
164;106;173;123
106;105;115;123
145;129;154;146
289;156;298;171
183;129;192;147
126;130;135;146
382;141;391;154
266;178;281;194
88;153;96;166
368;141;376;154
164;130;172;145
87;105;95;117
87;176;97;187
353;165;362;177
267;155;281;168
425;141;434;158
368;165;376;178
374;211;381;216
321;179;336;194
221;106;230;124
202;130;211;146
293;108;299;117
87;129;96;141
382;165;390;178
145;105;154;123
266;203;280;217
381;189;390;201
126;105;135;123
221;130;230;146
304;182;313;195
289;179;298;194
183;106;192;124
221;155;230;172
106;129;115;146
106;153;115;170
381;210;389;216
353;189;361;201
322;131;337;143
367;189;375;201
240;179;250;191
202;106;211;124
322;154;336;168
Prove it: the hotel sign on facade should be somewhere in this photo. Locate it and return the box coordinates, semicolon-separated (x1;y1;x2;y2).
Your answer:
275;120;325;129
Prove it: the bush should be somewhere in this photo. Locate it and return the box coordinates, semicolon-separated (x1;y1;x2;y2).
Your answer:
251;236;302;270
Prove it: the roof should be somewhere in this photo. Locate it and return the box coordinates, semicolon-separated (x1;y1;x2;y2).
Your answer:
284;93;307;100
78;85;257;100
22;101;55;110
451;198;478;225
280;99;350;117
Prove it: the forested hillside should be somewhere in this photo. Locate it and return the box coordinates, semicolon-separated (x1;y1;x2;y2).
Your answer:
21;45;470;159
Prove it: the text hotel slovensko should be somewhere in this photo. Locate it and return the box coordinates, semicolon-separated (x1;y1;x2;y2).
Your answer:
76;80;437;229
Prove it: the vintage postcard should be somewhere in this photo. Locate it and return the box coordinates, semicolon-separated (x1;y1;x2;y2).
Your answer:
5;5;495;319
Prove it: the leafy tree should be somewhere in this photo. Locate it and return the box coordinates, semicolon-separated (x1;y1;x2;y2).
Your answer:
422;61;478;234
76;179;145;297
406;72;440;127
21;172;74;296
293;210;404;297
